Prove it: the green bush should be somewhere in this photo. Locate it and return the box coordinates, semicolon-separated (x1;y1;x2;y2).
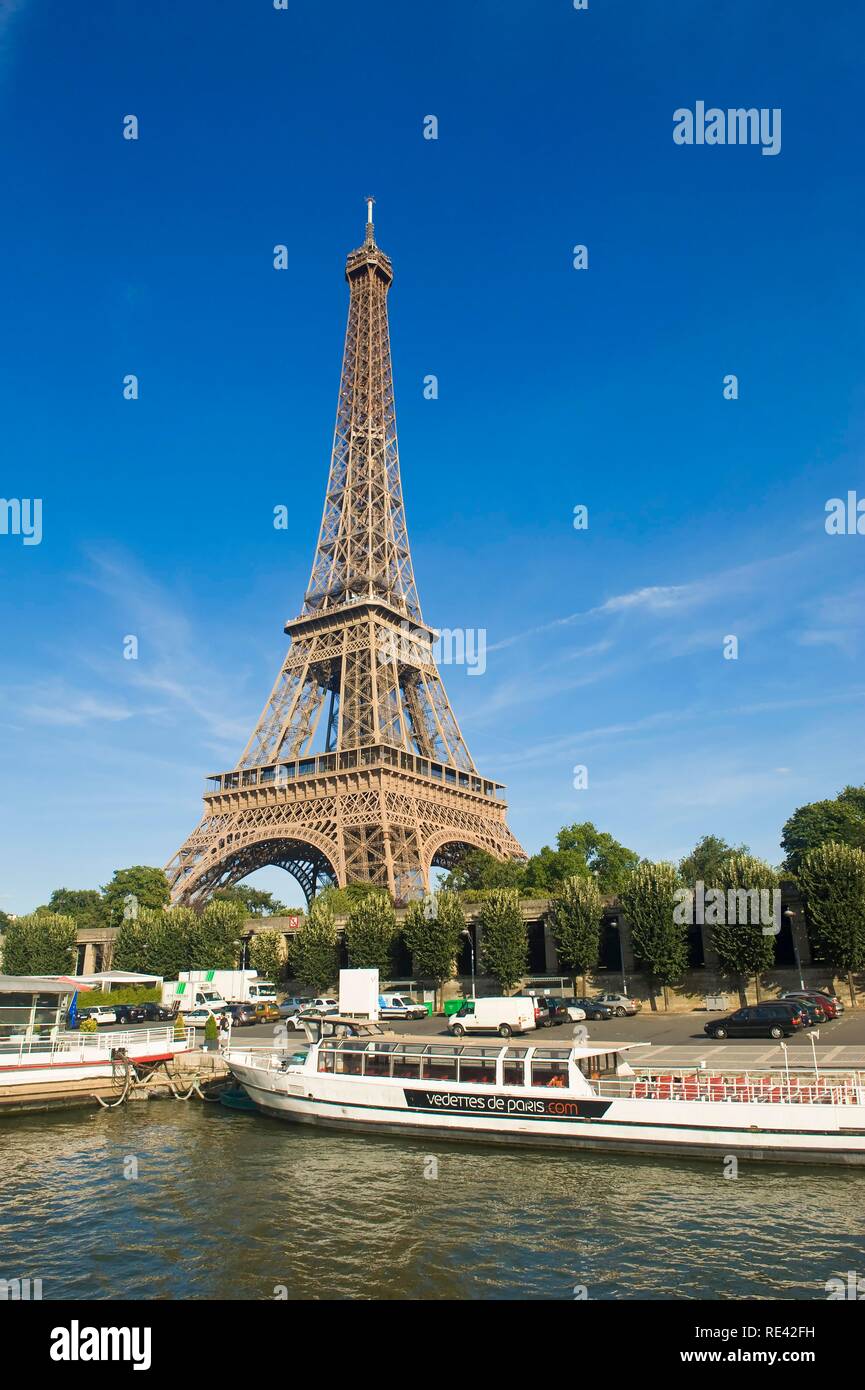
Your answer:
75;986;162;1008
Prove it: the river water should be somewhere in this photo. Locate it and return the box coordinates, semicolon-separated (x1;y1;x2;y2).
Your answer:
1;1101;863;1300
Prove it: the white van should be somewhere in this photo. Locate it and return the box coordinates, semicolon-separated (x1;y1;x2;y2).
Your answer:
379;993;427;1021
448;997;536;1038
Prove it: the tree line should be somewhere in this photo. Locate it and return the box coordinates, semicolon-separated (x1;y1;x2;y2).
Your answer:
3;783;863;1002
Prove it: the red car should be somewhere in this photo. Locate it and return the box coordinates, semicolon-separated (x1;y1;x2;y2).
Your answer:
781;990;841;1020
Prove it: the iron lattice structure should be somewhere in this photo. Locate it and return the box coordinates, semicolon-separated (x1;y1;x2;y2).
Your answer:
166;205;525;905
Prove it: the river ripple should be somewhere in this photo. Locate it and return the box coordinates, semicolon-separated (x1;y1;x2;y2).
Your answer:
1;1103;863;1300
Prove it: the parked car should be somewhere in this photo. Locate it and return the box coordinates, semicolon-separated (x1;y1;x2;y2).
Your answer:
814;990;844;1015
593;993;641;1017
704;1002;808;1039
567;996;614;1021
182;1008;217;1028
136;1002;172;1023
555;997;590;1022
249;1001;282;1023
79;1005;117;1026
112;1003;143;1024
278;996;311;1018
790;999;826;1026
284;997;340;1027
781;990;840;1020
227;1002;257;1027
535;996;585;1025
379;994;428;1021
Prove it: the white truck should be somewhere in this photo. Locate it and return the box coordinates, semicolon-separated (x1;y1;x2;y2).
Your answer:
161;980;229;1017
178;969;277;1005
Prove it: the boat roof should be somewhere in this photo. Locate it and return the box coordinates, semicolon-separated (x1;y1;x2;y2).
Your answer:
315;1033;650;1058
73;970;163;986
0;975;91;996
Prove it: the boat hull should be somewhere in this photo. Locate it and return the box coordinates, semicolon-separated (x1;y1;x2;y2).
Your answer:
229;1064;865;1167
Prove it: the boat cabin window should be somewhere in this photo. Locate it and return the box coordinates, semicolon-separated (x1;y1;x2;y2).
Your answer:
391;1044;423;1080
0;991;62;1041
530;1049;571;1089
421;1044;460;1083
456;1051;498;1085
503;1047;529;1086
362;1042;398;1077
576;1051;620;1080
333;1040;367;1076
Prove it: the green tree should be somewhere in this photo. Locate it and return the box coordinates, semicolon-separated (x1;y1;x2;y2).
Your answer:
525;822;640;894
212;884;293;917
314;882;393;915
188;900;245;969
35;889;108;932
290;898;339;992
781;784;865;875
403;892;465;1011
132;906;196;980
249;928;285;986
344;892;397;976
709;854;779;1001
479;889;527;992
678;835;750;887
102;866;170;928
112;913;151;972
440;849;527;894
618;862;686;1009
798;842;865;1005
2;912;78;975
547;874;602;996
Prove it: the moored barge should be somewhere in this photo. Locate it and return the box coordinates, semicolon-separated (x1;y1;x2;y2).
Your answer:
0;975;192;1114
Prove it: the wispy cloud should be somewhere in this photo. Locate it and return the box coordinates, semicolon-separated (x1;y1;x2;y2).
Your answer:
1;681;135;729
0;549;263;757
488;582;698;653
489;545;813;655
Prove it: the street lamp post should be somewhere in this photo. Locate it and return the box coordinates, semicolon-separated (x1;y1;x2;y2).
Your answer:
783;907;805;991
609;915;625;996
462;928;476;1001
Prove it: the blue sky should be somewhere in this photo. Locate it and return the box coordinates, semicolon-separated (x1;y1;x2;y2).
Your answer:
1;0;863;913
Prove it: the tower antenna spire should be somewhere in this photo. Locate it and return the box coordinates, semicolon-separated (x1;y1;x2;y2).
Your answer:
365;194;375;243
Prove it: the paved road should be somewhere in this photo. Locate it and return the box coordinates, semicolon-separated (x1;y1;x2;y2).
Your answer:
221;1005;865;1071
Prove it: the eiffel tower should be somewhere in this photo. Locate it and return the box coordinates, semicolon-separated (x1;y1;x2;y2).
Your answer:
166;201;525;906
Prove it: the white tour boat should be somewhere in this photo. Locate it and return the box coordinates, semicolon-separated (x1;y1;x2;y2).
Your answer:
0;975;192;1115
226;1028;865;1166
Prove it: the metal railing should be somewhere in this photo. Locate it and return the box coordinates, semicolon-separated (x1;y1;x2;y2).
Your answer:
0;1025;193;1064
599;1073;865;1106
228;1045;309;1073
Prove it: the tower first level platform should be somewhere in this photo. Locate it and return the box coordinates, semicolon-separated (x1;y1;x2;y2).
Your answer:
167;739;523;905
